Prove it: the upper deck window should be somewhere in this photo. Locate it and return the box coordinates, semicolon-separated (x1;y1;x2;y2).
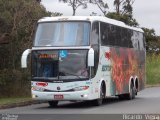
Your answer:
34;22;90;46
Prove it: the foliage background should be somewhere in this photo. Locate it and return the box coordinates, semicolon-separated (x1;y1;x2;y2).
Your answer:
0;0;52;97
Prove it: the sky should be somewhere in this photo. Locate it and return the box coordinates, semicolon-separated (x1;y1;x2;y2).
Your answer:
41;0;160;35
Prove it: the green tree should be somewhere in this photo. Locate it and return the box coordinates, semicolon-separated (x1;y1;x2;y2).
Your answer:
114;0;123;15
0;0;53;97
142;27;158;50
106;0;138;27
36;0;41;3
113;0;134;15
122;0;134;14
106;12;138;26
90;0;108;15
59;0;89;16
0;0;52;69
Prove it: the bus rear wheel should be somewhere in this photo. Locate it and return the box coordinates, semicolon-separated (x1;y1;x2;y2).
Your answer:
48;101;58;107
118;82;135;100
126;82;135;100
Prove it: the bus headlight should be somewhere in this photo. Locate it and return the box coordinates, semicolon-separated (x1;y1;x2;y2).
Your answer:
73;86;89;91
32;86;45;92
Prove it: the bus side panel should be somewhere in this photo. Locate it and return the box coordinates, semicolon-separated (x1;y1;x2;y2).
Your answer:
110;47;145;95
137;50;146;91
99;47;113;96
100;46;115;96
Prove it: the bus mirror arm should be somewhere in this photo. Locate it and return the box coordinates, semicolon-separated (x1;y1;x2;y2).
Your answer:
21;49;31;68
88;48;94;67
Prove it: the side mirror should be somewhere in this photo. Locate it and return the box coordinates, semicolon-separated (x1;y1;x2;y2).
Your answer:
21;49;31;68
88;48;94;67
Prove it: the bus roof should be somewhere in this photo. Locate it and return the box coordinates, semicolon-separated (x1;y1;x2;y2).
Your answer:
38;16;144;33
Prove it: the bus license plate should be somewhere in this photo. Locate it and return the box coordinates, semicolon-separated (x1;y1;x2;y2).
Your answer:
54;95;64;100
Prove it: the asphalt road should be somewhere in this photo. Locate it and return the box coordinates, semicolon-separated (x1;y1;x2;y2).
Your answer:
0;87;160;120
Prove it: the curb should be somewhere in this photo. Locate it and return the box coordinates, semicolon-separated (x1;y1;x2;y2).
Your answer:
0;100;46;109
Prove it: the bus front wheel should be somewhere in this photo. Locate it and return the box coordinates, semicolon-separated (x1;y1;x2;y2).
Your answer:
93;83;105;106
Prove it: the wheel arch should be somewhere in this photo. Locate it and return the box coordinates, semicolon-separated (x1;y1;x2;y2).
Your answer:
99;79;106;98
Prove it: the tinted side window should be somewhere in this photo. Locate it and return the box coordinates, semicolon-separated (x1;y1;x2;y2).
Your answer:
121;28;128;47
138;33;144;50
91;22;99;78
100;22;117;46
108;24;116;46
115;26;121;46
100;22;109;46
100;22;143;49
129;31;145;50
131;31;140;50
128;30;133;48
91;22;99;45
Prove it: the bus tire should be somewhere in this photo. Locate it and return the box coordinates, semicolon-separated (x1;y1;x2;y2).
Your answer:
48;101;58;107
93;83;105;106
135;79;138;95
135;88;138;96
126;82;135;100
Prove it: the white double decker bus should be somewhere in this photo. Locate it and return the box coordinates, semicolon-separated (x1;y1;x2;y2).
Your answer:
21;16;145;107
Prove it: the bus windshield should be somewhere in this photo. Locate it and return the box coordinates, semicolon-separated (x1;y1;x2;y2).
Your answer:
32;50;89;81
34;22;90;46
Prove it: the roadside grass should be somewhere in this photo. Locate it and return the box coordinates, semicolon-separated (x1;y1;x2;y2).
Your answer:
146;53;160;85
0;97;32;106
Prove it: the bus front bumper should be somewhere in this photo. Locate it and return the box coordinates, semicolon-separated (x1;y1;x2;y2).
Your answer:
31;90;92;101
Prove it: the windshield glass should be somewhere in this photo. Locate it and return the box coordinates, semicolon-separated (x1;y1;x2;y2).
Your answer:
59;50;88;79
34;22;90;46
32;50;89;81
32;51;59;80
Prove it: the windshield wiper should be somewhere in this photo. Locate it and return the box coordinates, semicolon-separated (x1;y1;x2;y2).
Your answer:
59;71;81;79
